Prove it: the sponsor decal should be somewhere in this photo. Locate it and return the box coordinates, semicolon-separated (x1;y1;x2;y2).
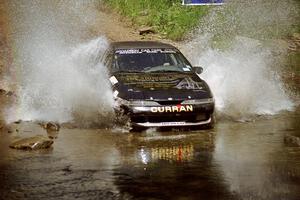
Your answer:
116;48;176;54
120;74;190;82
109;76;118;85
151;105;193;113
113;90;119;98
161;122;186;126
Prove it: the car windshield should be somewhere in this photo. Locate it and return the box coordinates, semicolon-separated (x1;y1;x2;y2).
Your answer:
112;48;192;73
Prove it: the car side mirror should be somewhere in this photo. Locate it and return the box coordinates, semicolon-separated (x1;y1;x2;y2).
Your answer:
193;66;203;74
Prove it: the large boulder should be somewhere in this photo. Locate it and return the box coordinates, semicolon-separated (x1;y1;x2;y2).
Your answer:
284;134;300;147
9;135;54;150
40;122;60;131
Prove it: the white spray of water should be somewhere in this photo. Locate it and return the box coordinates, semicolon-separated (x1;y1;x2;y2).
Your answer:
6;0;114;126
16;37;113;125
183;0;298;120
198;37;294;119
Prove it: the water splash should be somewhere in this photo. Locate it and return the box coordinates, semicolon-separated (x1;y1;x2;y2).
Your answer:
183;0;298;120
6;0;114;126
10;37;114;126
196;37;294;120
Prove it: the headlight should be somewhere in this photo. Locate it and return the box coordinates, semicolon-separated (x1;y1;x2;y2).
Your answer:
114;96;130;107
181;98;214;105
128;100;160;106
114;97;159;107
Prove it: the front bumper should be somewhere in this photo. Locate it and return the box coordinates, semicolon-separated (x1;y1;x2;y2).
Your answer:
133;117;212;127
119;103;214;128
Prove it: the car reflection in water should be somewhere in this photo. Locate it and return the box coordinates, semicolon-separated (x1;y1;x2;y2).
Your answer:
138;144;194;164
113;132;239;200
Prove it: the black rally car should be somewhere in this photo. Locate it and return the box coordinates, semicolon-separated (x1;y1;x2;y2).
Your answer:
102;41;215;129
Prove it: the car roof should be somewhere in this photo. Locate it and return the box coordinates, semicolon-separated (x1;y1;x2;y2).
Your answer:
111;41;177;50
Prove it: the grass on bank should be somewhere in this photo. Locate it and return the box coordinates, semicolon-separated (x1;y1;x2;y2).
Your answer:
103;0;209;41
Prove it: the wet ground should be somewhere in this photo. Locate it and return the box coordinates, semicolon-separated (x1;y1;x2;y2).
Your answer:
0;107;299;200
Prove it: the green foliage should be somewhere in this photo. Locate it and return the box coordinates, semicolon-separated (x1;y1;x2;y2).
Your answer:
103;0;209;40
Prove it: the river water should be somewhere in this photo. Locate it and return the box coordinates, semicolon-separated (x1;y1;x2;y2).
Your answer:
0;107;299;200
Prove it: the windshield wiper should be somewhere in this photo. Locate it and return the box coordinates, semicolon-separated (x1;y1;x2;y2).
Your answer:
146;69;181;73
115;70;142;73
143;65;183;73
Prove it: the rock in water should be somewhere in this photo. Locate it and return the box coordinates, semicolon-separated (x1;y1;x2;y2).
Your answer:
0;121;4;130
9;135;54;150
6;91;14;96
138;26;155;35
14;120;22;124
40;122;60;131
0;88;14;96
47;131;59;139
0;88;7;95
284;134;300;147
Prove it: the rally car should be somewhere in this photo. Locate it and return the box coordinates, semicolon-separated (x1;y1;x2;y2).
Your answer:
102;41;215;130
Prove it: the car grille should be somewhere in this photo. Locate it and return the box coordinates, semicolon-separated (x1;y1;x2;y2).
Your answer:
155;100;183;105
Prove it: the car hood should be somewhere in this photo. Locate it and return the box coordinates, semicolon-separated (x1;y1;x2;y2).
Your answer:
111;72;213;101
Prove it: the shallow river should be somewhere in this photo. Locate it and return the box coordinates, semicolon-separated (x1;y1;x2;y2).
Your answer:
0;107;299;200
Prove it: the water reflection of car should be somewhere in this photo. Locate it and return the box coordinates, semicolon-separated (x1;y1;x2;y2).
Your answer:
102;41;215;131
137;144;194;164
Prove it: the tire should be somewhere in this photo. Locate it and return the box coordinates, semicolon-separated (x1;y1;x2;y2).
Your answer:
130;124;148;132
206;112;216;129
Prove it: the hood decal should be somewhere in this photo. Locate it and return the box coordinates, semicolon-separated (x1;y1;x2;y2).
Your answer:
113;72;212;100
175;77;204;90
119;74;189;82
115;73;203;90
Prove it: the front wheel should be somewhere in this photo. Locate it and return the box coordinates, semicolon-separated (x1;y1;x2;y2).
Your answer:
130;124;147;132
205;113;216;129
